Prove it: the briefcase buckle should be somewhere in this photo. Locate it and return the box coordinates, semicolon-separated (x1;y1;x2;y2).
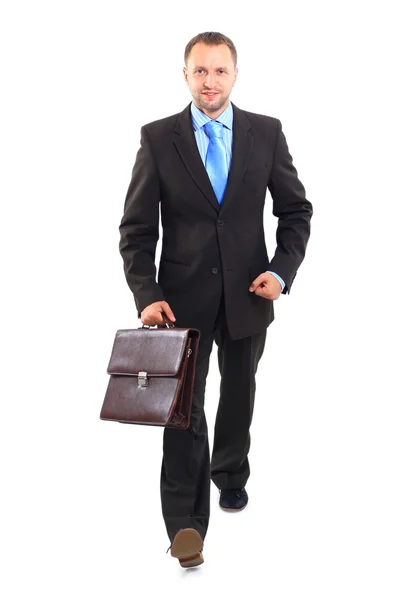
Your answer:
138;371;148;387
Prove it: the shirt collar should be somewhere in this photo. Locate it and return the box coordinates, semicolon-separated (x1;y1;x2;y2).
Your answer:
190;100;233;132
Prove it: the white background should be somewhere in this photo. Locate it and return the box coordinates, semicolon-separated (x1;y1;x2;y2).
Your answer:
1;1;402;598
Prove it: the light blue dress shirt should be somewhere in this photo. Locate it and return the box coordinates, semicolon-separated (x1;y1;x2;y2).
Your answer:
190;101;286;292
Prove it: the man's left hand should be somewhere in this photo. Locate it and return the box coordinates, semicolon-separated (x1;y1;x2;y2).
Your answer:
249;272;282;300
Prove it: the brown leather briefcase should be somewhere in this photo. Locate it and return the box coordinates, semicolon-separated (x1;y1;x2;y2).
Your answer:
100;322;200;428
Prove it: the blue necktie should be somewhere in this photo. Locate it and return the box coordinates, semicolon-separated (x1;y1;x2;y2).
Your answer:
203;121;228;204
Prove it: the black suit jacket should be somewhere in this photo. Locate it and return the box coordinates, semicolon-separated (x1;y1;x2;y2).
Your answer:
119;101;313;340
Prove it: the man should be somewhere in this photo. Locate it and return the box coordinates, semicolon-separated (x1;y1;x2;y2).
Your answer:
119;31;313;568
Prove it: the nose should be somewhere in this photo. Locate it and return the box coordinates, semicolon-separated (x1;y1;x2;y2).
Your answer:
204;72;217;90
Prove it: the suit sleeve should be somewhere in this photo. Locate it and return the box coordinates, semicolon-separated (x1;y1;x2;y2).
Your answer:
267;119;313;294
119;125;165;318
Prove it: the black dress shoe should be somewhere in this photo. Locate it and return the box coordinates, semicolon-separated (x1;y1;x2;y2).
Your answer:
219;487;248;511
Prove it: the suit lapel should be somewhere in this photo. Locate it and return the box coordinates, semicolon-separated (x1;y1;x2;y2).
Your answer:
173;101;254;213
222;102;254;212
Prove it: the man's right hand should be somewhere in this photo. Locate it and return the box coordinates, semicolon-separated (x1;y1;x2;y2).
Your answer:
141;301;176;327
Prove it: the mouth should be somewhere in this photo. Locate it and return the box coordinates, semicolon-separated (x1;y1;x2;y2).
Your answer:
203;92;219;99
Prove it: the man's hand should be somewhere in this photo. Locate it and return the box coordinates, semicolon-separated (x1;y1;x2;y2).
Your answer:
141;301;176;326
249;272;282;300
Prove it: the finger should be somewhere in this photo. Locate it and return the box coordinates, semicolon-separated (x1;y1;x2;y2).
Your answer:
249;274;265;292
160;313;174;326
161;302;176;322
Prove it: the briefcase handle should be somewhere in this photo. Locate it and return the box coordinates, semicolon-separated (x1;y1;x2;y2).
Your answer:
140;312;175;329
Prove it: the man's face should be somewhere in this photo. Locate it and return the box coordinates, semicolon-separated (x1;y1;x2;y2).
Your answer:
183;43;238;119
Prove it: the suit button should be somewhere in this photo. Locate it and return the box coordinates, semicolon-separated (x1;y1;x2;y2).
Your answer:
217;220;224;227
212;268;218;274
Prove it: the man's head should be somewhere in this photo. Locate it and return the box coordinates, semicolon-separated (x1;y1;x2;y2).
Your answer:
183;32;238;119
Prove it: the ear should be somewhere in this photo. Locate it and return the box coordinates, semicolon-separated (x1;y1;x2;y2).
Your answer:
183;67;188;84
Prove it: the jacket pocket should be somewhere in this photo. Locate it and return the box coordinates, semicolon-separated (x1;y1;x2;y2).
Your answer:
159;258;192;268
243;164;270;184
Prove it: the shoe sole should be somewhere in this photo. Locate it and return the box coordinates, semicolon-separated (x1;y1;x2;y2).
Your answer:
219;503;248;512
170;528;204;568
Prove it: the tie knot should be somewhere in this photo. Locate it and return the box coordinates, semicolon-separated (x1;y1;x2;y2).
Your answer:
204;120;223;140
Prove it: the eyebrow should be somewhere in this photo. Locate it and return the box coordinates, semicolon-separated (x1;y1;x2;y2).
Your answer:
193;65;228;69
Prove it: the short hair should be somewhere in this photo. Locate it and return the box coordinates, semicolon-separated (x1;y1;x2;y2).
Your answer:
184;32;237;68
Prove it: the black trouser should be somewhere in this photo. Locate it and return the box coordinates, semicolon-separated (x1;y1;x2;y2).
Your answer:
160;293;267;543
